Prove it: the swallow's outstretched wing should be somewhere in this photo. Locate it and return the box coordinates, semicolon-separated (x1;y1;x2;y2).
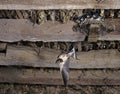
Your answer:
71;46;77;59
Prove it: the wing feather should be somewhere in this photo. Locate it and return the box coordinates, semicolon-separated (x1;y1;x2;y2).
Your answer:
61;67;69;86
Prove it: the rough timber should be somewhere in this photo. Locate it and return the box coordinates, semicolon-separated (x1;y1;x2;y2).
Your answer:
0;0;120;10
0;67;120;85
0;0;120;87
0;19;120;42
0;19;85;42
0;45;120;69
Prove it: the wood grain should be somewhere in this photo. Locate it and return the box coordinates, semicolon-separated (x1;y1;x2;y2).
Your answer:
0;67;120;85
0;45;120;69
0;0;119;10
99;19;120;40
0;19;120;42
0;19;85;42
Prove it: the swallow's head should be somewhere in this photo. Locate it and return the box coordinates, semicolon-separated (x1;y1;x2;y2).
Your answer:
55;58;63;64
56;51;75;64
56;53;69;64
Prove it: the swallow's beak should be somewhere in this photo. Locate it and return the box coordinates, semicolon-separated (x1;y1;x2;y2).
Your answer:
55;58;63;64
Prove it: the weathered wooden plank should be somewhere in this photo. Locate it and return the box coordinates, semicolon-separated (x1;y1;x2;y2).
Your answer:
99;19;120;41
0;19;120;42
99;32;120;41
0;45;120;69
0;19;85;42
0;0;120;10
0;43;7;51
0;67;120;85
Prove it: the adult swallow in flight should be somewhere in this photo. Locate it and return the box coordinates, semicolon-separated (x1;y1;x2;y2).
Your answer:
55;47;76;86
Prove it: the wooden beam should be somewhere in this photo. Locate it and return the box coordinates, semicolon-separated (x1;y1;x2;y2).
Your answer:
0;19;120;42
0;0;120;10
0;45;120;69
87;19;120;41
98;19;120;41
0;43;7;51
0;67;120;85
0;19;85;42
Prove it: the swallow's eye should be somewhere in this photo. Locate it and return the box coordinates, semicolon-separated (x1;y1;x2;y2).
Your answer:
56;58;63;64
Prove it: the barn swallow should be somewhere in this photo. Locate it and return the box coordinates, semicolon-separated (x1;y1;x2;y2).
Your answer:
78;14;87;22
92;13;99;19
55;47;76;86
86;14;92;19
